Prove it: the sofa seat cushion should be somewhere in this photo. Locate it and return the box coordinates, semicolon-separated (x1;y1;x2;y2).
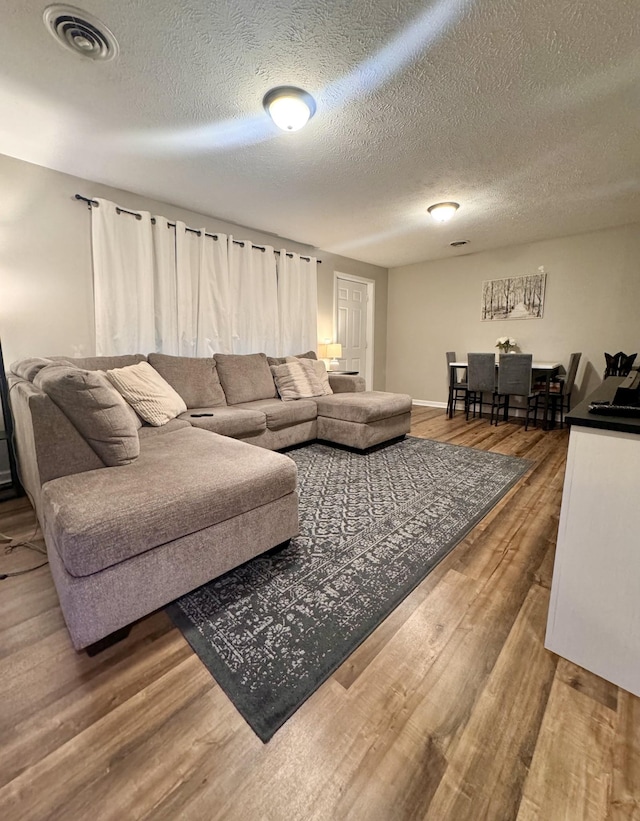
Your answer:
41;427;297;578
148;353;227;408
234;398;318;431
315;391;412;424
138;418;192;439
178;407;266;438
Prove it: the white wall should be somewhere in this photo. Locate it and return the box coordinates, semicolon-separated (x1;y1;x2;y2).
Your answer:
0;153;388;387
386;223;640;405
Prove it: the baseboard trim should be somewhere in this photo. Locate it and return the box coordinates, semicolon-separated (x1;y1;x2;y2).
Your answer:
412;400;448;409
411;400;549;425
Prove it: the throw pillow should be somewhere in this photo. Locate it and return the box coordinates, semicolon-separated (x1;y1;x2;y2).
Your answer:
215;353;277;405
296;357;333;395
34;364;140;466
270;360;324;401
147;353;227;408
106;361;187;426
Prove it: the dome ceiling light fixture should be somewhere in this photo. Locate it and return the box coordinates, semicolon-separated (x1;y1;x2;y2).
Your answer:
43;4;119;61
427;202;460;223
263;86;316;132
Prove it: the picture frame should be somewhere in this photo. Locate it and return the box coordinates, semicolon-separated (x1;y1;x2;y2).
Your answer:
481;272;546;321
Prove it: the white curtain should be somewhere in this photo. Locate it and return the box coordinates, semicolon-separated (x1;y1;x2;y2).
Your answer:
91;199;316;358
229;237;279;354
92;199;156;355
151;215;179;354
277;251;318;355
171;222;232;356
194;231;232;355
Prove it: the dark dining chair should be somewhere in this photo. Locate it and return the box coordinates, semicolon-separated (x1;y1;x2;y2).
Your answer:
543;352;581;428
491;354;539;429
619;352;637;376
604;351;637;377
446;351;468;417
466;353;496;420
604;351;622;378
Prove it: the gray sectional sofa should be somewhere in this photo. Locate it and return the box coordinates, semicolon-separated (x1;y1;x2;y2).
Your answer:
8;351;412;651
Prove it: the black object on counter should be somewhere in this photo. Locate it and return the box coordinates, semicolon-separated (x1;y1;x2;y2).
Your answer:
568;377;640;435
613;371;640;406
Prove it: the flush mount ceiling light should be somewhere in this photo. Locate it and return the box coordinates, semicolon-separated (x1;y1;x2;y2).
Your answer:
43;4;119;60
263;86;316;132
427;202;460;223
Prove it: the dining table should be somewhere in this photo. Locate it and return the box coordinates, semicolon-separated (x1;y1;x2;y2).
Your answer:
448;358;562;429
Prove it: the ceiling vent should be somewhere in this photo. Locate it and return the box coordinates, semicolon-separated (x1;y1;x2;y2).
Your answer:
43;5;119;61
450;240;469;247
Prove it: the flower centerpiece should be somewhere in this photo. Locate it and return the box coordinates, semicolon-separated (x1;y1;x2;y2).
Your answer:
496;336;517;353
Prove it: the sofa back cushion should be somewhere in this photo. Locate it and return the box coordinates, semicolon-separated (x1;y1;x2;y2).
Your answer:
106;361;188;426
51;354;147;371
147;353;227;408
34;364;140;466
215;353;277;405
11;357;69;382
267;350;318;366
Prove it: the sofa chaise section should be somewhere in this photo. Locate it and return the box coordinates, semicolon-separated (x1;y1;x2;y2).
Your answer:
316;391;412;450
42;428;298;649
8;356;301;651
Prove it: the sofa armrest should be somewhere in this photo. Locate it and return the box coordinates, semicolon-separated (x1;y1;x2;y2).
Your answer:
328;374;366;393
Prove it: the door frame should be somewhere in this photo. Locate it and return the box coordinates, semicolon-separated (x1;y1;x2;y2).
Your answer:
333;272;375;390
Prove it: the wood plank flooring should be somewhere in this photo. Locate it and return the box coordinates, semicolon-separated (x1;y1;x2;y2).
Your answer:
0;407;638;820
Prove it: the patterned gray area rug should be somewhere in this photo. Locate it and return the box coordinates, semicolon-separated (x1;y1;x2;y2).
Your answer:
167;436;530;742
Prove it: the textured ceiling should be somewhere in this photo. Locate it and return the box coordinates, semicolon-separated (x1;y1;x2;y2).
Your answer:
1;0;639;267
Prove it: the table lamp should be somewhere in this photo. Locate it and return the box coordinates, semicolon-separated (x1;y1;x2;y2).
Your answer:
327;343;342;370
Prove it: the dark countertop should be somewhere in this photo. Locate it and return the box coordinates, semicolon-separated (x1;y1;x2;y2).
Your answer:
567;377;640;435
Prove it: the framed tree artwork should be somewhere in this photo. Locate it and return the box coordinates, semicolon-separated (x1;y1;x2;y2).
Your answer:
481;270;546;321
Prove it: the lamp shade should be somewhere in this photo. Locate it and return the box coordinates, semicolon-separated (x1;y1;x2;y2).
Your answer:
326;343;342;359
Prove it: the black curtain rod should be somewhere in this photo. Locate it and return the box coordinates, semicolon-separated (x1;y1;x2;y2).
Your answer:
74;194;320;262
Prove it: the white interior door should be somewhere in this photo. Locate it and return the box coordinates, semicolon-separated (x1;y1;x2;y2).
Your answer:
336;276;370;384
